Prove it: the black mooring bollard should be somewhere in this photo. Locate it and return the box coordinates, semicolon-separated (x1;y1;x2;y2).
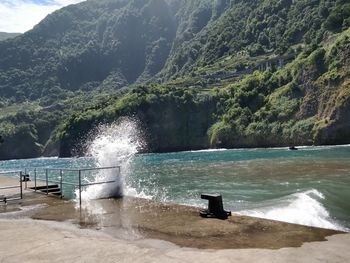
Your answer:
200;193;231;219
21;174;30;182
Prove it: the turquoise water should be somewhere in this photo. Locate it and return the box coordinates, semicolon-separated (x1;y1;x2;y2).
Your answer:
1;145;350;231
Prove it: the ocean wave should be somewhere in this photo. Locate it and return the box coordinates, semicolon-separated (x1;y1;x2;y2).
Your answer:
237;189;347;231
190;148;228;153
77;118;143;201
124;186;153;200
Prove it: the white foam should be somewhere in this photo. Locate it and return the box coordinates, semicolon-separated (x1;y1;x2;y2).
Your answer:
124;187;152;199
238;189;346;231
190;148;228;153
77;118;145;201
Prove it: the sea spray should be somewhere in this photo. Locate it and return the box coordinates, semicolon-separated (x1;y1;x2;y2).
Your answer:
76;118;145;201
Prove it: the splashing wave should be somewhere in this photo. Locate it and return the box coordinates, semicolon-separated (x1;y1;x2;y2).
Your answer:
238;189;346;231
77;118;145;201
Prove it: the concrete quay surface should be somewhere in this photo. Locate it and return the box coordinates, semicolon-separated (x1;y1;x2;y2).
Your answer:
1;175;350;262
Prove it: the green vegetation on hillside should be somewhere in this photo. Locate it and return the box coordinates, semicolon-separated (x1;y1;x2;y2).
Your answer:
158;0;349;80
0;0;178;102
59;85;216;156
0;32;21;41
0;0;349;159
59;28;350;155
0;88;120;159
208;30;350;148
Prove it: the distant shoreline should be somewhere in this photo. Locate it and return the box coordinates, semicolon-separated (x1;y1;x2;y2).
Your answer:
1;143;350;162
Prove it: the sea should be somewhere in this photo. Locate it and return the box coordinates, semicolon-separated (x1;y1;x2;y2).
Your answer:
0;119;349;232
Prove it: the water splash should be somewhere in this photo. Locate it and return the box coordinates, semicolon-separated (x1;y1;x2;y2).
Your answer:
77;118;145;201
238;189;346;231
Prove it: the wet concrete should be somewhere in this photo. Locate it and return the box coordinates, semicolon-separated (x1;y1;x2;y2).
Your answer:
0;186;343;250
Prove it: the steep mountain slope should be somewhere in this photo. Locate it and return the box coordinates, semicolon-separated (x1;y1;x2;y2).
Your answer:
1;0;348;102
0;0;179;101
157;0;349;81
208;29;350;148
58;29;350;155
0;32;21;41
0;0;349;159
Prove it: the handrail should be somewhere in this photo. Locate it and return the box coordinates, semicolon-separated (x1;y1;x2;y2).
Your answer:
0;170;22;175
1;167;121;206
81;180;117;187
37;166;120;172
30;178;117;187
0;171;23;203
30;166;121;207
35;179;76;186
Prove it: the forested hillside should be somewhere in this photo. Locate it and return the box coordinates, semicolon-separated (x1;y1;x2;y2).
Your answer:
0;0;349;159
0;0;176;101
58;28;350;155
0;32;21;41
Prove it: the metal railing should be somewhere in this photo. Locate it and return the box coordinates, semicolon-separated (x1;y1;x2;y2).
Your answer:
0;170;24;204
27;166;121;206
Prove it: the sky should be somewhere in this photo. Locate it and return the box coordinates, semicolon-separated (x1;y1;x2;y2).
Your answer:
0;0;86;33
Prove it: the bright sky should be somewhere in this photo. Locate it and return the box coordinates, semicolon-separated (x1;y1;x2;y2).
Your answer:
0;0;86;33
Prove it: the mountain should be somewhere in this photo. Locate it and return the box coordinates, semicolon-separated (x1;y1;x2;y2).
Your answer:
0;0;177;101
0;0;349;159
58;28;350;156
0;32;21;41
1;0;349;101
